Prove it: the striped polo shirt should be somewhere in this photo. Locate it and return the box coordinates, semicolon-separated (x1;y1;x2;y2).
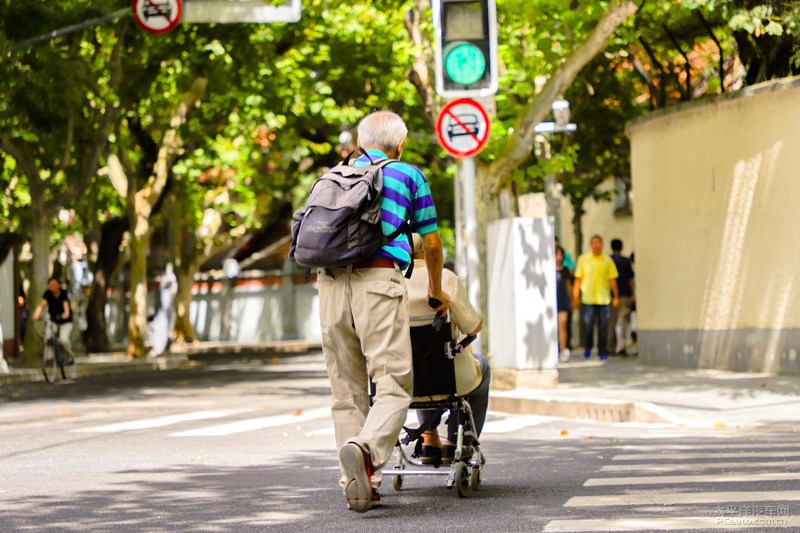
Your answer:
354;149;438;267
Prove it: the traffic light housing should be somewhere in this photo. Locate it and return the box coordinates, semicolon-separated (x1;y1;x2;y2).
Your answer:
433;0;498;98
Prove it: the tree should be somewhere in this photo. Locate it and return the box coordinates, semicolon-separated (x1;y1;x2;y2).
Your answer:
0;1;125;366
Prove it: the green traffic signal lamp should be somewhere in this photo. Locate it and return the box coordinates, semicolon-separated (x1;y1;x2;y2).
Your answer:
444;41;487;85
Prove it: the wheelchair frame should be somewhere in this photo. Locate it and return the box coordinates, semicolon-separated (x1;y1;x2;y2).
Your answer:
382;387;486;498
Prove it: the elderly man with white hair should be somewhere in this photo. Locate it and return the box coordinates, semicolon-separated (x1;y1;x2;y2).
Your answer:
317;110;449;513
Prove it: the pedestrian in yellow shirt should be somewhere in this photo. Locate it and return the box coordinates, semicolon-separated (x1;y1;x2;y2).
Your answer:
572;235;619;360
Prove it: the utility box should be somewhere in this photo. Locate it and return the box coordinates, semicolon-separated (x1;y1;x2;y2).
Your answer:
487;217;558;387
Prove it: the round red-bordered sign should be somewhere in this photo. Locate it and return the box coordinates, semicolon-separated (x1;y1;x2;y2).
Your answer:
133;0;183;34
435;98;491;158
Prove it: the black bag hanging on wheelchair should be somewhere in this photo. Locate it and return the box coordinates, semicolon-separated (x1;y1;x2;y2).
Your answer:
410;323;457;397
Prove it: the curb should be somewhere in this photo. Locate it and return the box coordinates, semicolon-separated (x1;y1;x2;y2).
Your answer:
0;354;191;385
488;392;680;425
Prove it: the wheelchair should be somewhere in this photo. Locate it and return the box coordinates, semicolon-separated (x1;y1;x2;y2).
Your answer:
381;311;486;498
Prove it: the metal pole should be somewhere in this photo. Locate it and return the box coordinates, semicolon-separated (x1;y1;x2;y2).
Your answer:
460;156;483;354
13;8;130;50
454;162;465;277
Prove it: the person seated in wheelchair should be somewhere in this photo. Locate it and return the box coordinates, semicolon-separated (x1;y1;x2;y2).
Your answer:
407;234;491;465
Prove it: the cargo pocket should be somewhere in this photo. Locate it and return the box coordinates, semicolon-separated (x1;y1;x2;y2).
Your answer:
365;279;406;300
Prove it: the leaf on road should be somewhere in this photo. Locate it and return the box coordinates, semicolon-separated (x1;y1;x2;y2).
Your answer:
713;422;726;428
560;430;569;436
57;409;72;415
293;408;303;416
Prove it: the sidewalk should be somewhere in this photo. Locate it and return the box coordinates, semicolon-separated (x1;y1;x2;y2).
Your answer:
490;357;800;429
0;340;322;385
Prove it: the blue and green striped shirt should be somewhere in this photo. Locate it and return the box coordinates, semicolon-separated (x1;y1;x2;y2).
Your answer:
354;149;438;267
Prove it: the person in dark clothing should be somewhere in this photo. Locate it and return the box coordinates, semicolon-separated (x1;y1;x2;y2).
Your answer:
33;277;74;359
555;246;573;361
608;239;635;355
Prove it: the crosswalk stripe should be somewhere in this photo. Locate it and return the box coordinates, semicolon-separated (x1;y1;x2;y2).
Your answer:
72;410;247;433
543;516;800;532
613;451;800;460
585;472;800;486
600;460;800;472
622;442;800;451
565;490;800;507
482;415;556;433
170;407;331;437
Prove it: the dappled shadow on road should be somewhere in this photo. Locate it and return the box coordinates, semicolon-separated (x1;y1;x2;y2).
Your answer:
0;439;621;532
0;353;331;404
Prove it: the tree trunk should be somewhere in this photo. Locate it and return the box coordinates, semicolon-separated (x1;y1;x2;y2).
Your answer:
127;206;151;359
571;197;586;257
173;261;198;345
84;217;128;352
22;207;50;367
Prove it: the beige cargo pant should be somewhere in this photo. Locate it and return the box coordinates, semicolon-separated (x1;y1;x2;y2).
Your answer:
317;265;413;489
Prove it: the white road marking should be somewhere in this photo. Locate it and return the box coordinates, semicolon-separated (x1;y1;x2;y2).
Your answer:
622;442;800;451
600;460;800;472
613;451;800;461
72;410;248;433
170;407;331;437
585;472;800;486
482;415;557;433
544;516;799;532
565;490;800;507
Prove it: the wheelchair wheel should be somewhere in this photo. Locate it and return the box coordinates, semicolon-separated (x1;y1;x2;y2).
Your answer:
393;475;403;491
454;462;469;498
470;465;482;490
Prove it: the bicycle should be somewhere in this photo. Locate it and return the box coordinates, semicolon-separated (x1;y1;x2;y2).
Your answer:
40;315;75;383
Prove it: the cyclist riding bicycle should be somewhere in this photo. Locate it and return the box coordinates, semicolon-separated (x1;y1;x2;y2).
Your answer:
33;276;74;364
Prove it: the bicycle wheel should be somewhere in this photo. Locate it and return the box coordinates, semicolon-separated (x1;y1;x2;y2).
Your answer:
58;345;74;380
41;341;58;383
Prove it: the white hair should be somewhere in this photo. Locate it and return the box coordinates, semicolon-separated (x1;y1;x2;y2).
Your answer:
357;110;408;153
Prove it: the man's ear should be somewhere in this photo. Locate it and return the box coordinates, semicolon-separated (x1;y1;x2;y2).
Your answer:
395;139;405;159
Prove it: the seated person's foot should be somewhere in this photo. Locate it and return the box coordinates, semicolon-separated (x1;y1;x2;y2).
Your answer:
420;445;442;464
442;444;474;464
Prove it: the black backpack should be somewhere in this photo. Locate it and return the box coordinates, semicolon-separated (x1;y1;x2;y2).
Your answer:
290;148;413;275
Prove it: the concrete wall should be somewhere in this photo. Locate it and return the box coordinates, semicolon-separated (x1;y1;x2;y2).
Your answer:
627;76;800;374
558;182;635;259
105;274;321;345
519;185;635;260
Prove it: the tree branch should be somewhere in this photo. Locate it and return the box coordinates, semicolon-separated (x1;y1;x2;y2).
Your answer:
486;0;638;195
0;137;42;193
405;0;439;130
138;77;208;214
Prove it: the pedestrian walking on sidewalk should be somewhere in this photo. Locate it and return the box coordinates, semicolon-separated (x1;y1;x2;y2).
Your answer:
555;245;573;361
572;235;619;360
607;239;635;356
315;110;449;513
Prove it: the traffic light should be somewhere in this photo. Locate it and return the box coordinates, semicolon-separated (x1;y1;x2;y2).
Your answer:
433;0;498;98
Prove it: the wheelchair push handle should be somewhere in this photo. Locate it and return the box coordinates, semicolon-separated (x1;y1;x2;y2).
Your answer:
428;298;446;332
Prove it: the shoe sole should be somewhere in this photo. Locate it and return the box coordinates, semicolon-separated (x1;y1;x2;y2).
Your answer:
340;443;371;513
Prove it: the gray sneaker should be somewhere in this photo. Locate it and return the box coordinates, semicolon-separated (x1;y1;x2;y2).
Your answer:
340;442;372;513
